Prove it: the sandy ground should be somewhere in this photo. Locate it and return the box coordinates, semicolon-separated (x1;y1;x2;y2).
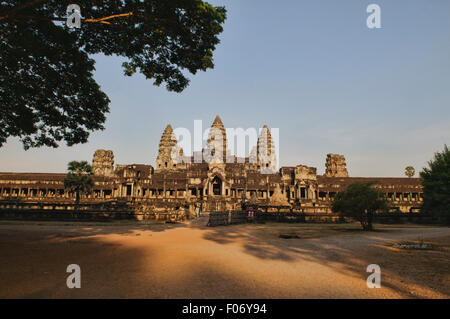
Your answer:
0;218;449;299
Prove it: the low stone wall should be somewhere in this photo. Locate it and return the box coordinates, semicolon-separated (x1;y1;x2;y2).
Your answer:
207;212;228;227
0;209;134;221
134;210;187;222
207;211;435;227
230;211;247;224
0;208;192;222
0;199;433;224
207;211;323;227
0;199;190;222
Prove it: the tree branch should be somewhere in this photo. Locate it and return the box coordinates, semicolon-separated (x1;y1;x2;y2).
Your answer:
84;12;133;25
4;12;135;25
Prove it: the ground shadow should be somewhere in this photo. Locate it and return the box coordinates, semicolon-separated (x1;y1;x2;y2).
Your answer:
0;222;448;298
201;223;450;298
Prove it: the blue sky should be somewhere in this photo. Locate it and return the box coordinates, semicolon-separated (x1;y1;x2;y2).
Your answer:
1;0;449;176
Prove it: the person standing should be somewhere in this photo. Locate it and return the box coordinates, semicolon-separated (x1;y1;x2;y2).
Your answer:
195;205;200;218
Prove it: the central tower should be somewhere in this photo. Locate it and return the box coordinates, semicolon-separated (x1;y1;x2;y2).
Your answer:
205;115;228;163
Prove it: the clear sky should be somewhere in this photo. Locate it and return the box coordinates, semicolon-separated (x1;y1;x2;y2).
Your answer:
1;0;449;177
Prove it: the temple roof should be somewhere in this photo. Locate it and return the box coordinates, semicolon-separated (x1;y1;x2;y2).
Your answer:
212;115;223;126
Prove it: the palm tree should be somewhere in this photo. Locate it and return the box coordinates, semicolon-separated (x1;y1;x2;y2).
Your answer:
405;166;415;178
64;161;94;204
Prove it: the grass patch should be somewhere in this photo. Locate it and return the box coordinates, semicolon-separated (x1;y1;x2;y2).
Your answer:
392;236;436;250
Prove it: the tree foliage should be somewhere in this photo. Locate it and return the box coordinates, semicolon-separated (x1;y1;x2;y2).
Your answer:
420;145;450;224
332;181;388;231
0;0;226;149
64;160;93;204
404;166;415;178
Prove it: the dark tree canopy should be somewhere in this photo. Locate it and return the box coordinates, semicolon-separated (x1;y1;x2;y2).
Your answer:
0;0;226;149
420;145;450;224
332;181;388;231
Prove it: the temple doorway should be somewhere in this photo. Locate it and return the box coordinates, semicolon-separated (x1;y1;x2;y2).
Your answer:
212;176;222;196
126;184;132;196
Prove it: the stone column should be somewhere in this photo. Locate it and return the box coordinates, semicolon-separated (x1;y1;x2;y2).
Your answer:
163;180;166;199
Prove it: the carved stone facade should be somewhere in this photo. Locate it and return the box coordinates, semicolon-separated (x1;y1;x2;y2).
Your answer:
92;149;115;177
325;154;349;178
0;116;423;214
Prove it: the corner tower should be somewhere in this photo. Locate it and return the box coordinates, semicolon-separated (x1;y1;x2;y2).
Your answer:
92;149;115;177
324;154;349;177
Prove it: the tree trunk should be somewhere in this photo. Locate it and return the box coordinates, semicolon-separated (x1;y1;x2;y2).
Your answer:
360;221;368;231
75;190;80;205
366;212;374;231
360;212;374;231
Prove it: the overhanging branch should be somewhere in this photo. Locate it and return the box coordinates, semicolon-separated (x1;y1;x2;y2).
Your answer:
84;12;134;25
2;12;136;25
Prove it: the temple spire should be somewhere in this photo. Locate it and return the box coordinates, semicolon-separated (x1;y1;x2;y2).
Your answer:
205;115;228;163
257;125;277;172
156;124;183;169
213;115;223;125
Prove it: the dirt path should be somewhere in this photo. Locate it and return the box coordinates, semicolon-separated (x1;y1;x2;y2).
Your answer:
0;222;448;299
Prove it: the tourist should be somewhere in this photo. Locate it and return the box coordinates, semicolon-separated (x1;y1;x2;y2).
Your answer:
195;205;200;218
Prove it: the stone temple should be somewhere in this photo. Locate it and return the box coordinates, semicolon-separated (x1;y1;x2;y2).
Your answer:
0;116;423;214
